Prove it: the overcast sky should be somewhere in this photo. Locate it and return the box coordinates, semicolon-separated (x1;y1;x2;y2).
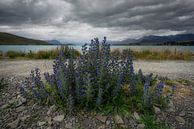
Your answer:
0;0;194;41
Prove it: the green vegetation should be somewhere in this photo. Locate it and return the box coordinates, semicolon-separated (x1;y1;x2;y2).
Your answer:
0;45;80;59
20;38;172;118
139;114;169;129
1;47;193;60
112;48;194;60
0;32;48;45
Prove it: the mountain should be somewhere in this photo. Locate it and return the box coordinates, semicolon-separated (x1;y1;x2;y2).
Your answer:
47;40;61;45
137;34;194;43
0;32;49;45
113;34;194;45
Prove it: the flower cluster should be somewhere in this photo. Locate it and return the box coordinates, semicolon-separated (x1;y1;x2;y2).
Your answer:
21;37;171;113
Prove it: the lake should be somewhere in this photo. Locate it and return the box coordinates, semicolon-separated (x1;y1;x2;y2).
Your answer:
0;45;194;52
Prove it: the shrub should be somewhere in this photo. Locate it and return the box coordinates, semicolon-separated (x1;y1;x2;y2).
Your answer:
139;114;170;129
20;37;169;115
6;50;25;59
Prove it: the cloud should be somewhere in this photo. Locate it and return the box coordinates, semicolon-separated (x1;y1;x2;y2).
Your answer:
0;0;194;41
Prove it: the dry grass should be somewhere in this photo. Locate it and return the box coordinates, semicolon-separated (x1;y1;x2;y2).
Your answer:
111;48;194;60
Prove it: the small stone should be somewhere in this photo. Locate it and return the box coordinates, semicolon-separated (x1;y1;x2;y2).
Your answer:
16;106;26;112
0;104;8;109
179;111;186;117
175;116;185;125
47;117;52;125
70;117;75;122
8;99;16;104
47;105;56;115
168;100;174;107
53;114;65;122
95;114;107;123
7;119;20;128
114;115;124;124
65;122;72;128
121;124;127;128
106;120;111;125
134;112;140;120
20;115;30;121
37;121;46;126
167;107;175;112
154;106;161;114
137;124;145;129
98;125;105;129
16;97;27;107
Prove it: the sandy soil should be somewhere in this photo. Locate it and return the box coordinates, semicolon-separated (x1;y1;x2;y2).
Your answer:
0;60;194;80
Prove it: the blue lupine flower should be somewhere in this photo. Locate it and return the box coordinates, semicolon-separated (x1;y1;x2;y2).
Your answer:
129;59;136;95
170;85;176;96
154;81;164;101
138;69;143;84
143;81;150;108
96;87;103;106
113;62;125;96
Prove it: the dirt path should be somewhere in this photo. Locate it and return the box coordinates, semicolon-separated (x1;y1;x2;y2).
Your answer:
0;60;194;80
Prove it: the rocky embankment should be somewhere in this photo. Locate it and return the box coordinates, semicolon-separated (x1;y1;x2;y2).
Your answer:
0;60;194;128
0;76;193;129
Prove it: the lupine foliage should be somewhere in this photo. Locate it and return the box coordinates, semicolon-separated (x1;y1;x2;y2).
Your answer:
21;37;171;115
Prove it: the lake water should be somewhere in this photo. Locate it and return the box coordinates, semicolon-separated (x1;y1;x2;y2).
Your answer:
0;45;194;52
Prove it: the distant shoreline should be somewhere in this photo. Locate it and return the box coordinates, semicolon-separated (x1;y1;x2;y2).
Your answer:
0;44;75;46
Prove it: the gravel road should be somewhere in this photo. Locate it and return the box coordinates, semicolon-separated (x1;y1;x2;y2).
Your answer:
0;60;194;80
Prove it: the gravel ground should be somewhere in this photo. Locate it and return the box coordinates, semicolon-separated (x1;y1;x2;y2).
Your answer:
0;60;194;129
0;60;194;80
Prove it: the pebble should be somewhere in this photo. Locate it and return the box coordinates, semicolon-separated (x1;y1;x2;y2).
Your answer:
134;112;140;120
16;106;26;113
137;124;145;129
47;105;56;115
95;114;107;123
47;117;52;125
168;100;174;107
179;111;186;117
65;122;72;128
98;125;105;129
37;121;46;126
20;115;30;121
106;120;111;125
7;119;20;128
175;116;185;125
17;97;27;107
53;114;65;122
114;115;124;124
154;106;161;114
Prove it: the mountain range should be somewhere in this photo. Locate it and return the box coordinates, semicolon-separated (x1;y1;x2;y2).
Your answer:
116;34;194;45
0;32;194;45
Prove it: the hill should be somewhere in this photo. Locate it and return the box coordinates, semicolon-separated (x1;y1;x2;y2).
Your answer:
114;34;194;45
47;40;61;45
0;32;49;45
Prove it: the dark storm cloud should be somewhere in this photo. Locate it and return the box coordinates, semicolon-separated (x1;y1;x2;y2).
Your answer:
0;0;194;40
65;0;194;31
0;0;64;25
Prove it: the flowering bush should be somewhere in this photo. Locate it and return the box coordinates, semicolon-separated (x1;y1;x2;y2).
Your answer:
21;37;168;115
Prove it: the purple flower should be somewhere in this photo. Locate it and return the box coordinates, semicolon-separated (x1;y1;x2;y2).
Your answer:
113;62;125;96
129;59;136;95
143;82;150;108
138;69;143;84
154;81;164;101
